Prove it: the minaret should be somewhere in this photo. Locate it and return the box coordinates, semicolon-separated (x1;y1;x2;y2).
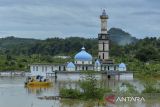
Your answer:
98;9;109;63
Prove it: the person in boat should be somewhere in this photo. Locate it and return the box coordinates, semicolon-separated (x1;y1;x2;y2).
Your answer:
36;75;40;80
40;76;43;82
26;76;31;82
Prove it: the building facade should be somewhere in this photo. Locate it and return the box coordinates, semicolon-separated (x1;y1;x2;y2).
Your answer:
30;10;126;75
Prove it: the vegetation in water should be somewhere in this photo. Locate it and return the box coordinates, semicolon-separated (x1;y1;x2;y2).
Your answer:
60;88;82;99
142;84;160;93
142;78;160;93
116;81;139;96
60;71;112;100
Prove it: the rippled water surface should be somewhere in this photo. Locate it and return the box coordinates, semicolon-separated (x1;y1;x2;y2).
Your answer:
0;74;159;107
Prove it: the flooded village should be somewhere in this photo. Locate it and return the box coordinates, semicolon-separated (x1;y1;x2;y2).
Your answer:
0;1;160;107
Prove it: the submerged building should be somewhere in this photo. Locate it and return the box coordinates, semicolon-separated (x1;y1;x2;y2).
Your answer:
30;10;126;75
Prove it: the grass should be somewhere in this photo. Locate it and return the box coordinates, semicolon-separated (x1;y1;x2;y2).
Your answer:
59;70;112;100
60;88;82;99
142;84;160;93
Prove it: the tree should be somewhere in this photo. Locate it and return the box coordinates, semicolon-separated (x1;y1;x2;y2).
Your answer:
135;46;159;62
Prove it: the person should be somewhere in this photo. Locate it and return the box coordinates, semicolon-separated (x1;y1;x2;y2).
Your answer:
44;79;46;82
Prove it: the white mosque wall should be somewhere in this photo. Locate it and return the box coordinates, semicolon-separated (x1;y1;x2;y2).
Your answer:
75;60;92;64
30;64;121;73
88;66;94;70
30;65;53;73
119;67;127;71
109;66;115;71
66;68;75;71
76;65;94;71
94;67;101;71
52;65;59;71
101;66;118;71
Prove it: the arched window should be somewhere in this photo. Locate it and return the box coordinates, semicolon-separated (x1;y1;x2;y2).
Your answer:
51;66;53;71
103;42;105;51
63;66;66;71
42;66;44;72
59;66;61;71
82;66;84;70
36;66;38;71
33;66;35;71
45;66;47;71
86;66;88;70
103;53;104;59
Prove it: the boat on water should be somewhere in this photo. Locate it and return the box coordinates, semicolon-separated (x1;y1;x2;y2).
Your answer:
25;75;52;87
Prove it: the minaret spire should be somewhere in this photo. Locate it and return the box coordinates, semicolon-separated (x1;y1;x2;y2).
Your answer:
100;9;108;34
102;9;106;16
98;9;110;63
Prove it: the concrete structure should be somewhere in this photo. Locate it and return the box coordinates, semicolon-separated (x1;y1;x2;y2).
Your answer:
98;10;110;63
94;59;101;71
30;45;121;75
29;10;127;75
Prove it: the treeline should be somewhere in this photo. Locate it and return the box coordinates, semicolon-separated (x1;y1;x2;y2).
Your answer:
2;36;136;57
124;37;160;62
0;36;159;72
2;37;97;56
115;37;160;78
0;28;137;56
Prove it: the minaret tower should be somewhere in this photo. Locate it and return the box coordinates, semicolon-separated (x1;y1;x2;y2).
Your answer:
98;9;109;63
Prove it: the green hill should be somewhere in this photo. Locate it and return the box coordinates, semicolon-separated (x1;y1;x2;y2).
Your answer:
0;28;137;50
0;36;38;49
0;28;138;56
108;28;138;45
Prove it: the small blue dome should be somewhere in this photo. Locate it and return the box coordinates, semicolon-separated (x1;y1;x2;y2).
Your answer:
74;47;92;61
67;62;75;68
119;63;126;68
95;59;101;66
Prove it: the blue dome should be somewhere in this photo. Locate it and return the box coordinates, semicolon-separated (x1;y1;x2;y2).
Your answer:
95;59;101;66
74;47;92;61
119;63;126;68
67;62;75;68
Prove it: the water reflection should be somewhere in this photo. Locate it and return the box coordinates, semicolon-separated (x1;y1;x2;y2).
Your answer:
0;74;159;107
26;86;53;95
60;99;103;107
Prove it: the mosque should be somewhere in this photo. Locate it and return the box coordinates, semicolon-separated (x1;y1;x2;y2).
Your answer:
30;10;126;76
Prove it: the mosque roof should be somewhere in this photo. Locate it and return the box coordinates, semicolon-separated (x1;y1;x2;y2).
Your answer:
66;62;75;68
74;47;93;61
119;63;126;68
95;59;101;66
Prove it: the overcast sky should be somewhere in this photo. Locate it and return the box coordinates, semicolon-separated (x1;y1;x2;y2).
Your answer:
0;0;159;39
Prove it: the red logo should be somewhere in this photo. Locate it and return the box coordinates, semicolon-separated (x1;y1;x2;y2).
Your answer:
105;95;115;104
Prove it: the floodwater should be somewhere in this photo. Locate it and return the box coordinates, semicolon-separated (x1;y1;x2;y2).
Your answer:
0;73;159;107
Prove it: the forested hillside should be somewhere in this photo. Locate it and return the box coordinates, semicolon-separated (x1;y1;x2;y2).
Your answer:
108;28;137;45
0;28;137;56
0;28;159;76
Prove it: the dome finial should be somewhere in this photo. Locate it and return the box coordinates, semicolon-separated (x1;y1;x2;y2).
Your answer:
102;9;106;16
81;46;85;50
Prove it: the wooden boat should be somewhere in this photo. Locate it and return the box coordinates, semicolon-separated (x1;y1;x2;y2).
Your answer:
25;75;52;87
25;81;52;87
